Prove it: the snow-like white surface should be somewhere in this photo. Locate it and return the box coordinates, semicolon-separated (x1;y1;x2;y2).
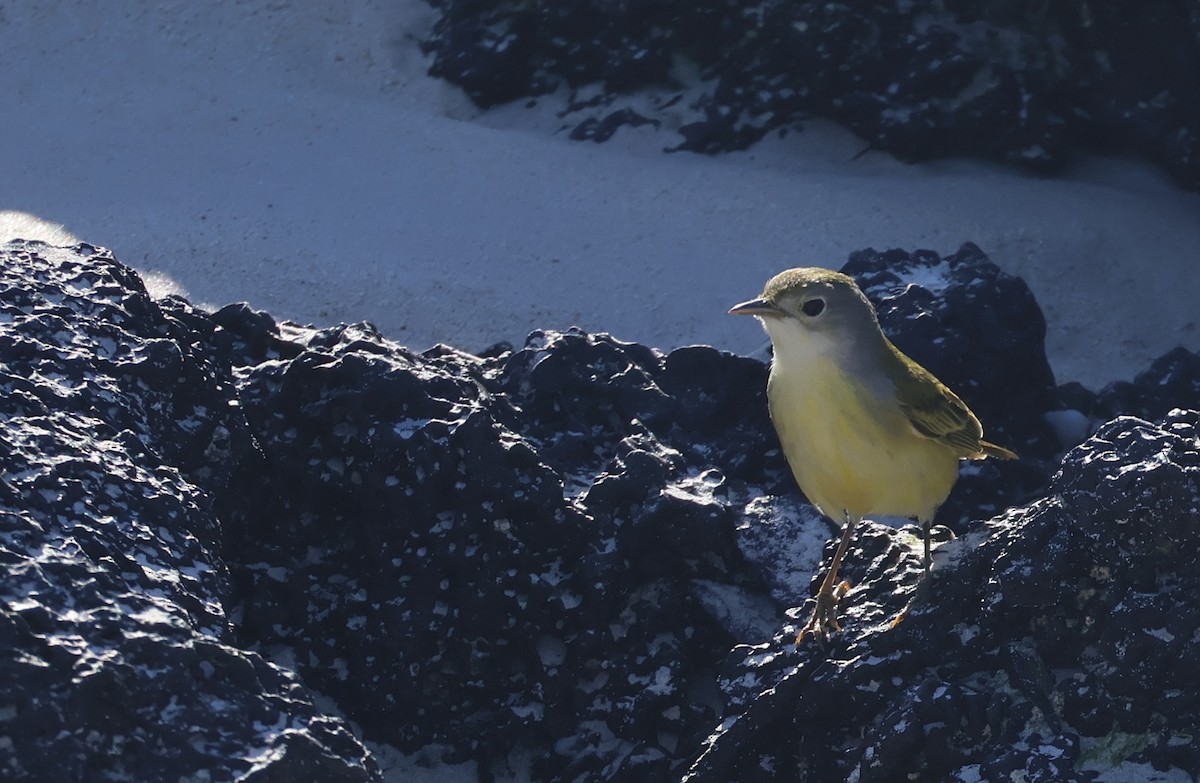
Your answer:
3;1;1200;390
4;2;1200;778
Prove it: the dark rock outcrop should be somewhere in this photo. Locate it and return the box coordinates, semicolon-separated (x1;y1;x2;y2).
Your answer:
3;239;1199;782
686;408;1200;782
422;0;1200;190
0;243;378;782
1059;346;1200;430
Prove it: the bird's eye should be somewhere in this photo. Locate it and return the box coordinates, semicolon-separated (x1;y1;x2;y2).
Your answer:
801;298;826;317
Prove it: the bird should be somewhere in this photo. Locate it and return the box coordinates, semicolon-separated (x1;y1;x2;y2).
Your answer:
729;267;1016;641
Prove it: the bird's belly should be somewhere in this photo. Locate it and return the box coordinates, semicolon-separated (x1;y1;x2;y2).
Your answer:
768;360;959;521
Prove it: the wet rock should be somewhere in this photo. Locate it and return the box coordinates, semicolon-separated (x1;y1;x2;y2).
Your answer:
5;240;1200;782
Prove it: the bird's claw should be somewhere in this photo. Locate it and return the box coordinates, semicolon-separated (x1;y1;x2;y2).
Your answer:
796;580;851;643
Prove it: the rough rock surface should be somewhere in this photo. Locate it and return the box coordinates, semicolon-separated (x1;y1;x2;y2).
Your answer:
0;243;378;782
3;240;1200;782
422;0;1200;190
686;408;1200;782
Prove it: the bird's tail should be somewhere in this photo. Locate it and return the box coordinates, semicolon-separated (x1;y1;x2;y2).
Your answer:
979;440;1018;460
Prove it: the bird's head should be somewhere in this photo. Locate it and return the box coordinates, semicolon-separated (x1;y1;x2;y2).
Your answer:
729;267;883;363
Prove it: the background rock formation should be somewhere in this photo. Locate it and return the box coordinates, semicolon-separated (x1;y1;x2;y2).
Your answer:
423;0;1200;190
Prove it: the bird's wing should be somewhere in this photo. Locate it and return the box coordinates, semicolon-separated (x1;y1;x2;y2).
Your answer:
895;360;987;458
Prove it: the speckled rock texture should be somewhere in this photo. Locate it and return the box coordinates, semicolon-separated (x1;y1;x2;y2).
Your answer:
422;0;1200;190
686;407;1200;782
0;243;378;782
3;240;1200;782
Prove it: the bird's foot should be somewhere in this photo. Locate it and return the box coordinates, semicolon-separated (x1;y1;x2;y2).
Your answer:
796;580;851;643
887;569;934;629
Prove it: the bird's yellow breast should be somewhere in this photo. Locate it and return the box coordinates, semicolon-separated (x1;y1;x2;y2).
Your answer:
767;354;960;522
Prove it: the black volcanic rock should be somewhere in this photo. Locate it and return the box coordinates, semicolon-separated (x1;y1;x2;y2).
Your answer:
4;240;1200;782
422;0;1200;190
0;242;377;783
219;320;776;779
684;409;1200;783
1084;346;1200;425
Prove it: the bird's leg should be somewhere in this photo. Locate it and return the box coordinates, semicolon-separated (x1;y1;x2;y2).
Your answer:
889;516;934;630
797;511;858;643
922;518;932;576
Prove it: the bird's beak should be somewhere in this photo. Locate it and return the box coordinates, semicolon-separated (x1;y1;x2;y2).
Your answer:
728;297;783;318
